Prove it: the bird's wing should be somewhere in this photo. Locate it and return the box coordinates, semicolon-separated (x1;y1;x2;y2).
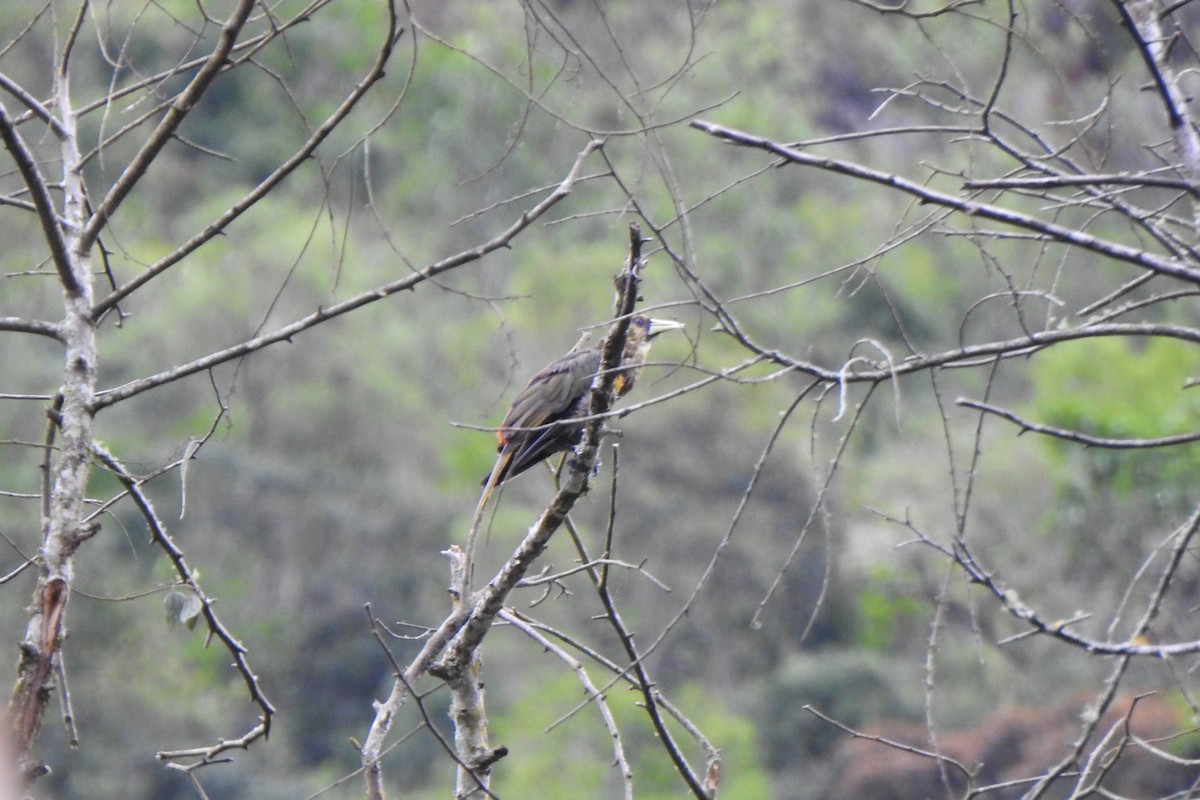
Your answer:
502;391;590;480
497;348;600;451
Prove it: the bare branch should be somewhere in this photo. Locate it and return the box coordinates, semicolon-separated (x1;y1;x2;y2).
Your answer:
963;173;1199;194
91;139;604;411
91;443;276;747
78;0;256;254
364;607;499;800
90;1;404;319
935;510;1200;658
0;101;78;296
590;445;711;799
959;398;1200;449
0;318;62;341
803;704;974;781
0;72;65;138
1114;0;1200;190
689;118;1200;286
157;722;269;768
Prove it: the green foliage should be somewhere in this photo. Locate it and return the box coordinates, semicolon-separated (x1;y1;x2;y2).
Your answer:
856;566;924;651
1028;336;1200;498
1162;691;1200;758
441;429;498;495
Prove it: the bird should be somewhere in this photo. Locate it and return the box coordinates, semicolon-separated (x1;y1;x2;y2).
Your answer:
477;316;685;508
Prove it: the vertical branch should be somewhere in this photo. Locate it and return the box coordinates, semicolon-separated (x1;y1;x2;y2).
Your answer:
448;649;496;799
8;15;98;779
361;588;473;800
440;550;501;799
564;222;645;491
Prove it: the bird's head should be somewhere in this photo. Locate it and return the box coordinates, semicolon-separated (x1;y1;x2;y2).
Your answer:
615;317;685;396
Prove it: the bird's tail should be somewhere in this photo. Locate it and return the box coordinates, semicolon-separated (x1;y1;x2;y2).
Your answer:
472;450;512;530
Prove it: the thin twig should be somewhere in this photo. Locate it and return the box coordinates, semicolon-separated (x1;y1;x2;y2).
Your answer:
92;445;276;751
958;398;1200;449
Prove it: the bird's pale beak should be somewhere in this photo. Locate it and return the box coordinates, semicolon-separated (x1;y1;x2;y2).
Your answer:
646;318;686;337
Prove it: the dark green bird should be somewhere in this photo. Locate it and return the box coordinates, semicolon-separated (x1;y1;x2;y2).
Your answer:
479;316;684;505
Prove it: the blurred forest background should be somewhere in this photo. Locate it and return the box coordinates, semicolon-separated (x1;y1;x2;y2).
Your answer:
4;0;1200;798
